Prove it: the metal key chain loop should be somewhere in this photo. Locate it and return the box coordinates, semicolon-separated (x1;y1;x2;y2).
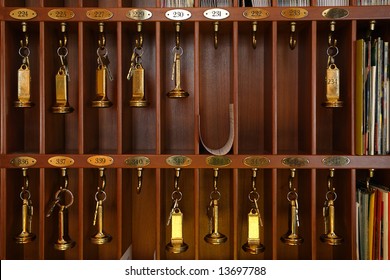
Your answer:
55;188;74;209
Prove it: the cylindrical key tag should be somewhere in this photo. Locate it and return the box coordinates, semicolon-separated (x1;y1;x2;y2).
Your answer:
323;63;343;108
92;65;112;108
15;64;34;108
129;64;149;107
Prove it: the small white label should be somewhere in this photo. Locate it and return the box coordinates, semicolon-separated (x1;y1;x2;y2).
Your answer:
165;9;192;21
203;8;230;20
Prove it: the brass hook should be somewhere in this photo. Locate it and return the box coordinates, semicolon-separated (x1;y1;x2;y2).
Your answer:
366;20;376;41
175;22;181;49
252;22;257;49
289;22;297;50
327;169;335;192
328;21;337;47
20;22;28;48
136;168;143;194
22;167;29;190
288;168;296;191
366;169;375;192
98;22;106;48
98;168;106;191
59;22;68;48
214;22;219;49
213;168;219;191
60;168;69;189
136;22;143;49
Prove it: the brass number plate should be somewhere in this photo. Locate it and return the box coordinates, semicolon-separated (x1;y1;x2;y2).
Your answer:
322;8;349;19
86;9;113;20
166;156;192;167
48;9;75;20
243;8;270;20
125;156;151;168
10;156;37;168
126;9;152;20
206;156;232;167
281;8;308;19
10;8;37;20
48;156;74;167
87;155;114;167
282;157;309;168
244;156;270;168
322;156;350;167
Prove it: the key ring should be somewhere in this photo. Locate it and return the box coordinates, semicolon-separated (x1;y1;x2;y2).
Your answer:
20;189;31;200
171;190;183;202
55;188;74;209
172;46;183;57
19;46;30;58
287;191;298;202
248;190;260;203
95;190;107;203
325;191;337;202
209;190;221;201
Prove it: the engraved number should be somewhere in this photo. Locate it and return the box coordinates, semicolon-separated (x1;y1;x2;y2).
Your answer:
56;158;66;165
289;9;300;17
327;78;338;85
18;10;29;18
251;10;263;17
173;11;184;18
95;157;106;164
17;158;30;166
132;10;145;18
94;11;105;18
55;11;67;18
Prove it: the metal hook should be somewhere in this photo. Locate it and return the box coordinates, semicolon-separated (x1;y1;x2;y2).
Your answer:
214;22;219;49
175;22;181;49
328;21;337;47
289;22;297;50
22;168;29;190
174;168;181;191
20;22;29;48
366;20;376;41
136;22;143;49
251;168;258;190
252;22;257;49
59;22;68;48
60;168;69;189
136;168;143;194
213;168;219;191
98;22;106;48
327;169;335;192
98;168;106;191
288;169;296;191
366;169;375;192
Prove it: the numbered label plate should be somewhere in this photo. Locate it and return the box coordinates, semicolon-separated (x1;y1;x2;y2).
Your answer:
10;156;37;168
322;156;350;167
243;8;270;20
206;156;232;167
125;156;151;168
203;8;230;20
322;8;349;19
166;155;192;167
10;8;37;20
165;9;192;21
244;156;270;168
281;8;308;19
126;9;152;20
86;9;113;20
48;9;75;20
87;155;114;167
48;156;74;167
282;157;309;168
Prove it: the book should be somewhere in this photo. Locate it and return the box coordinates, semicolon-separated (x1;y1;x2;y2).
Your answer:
356;39;365;155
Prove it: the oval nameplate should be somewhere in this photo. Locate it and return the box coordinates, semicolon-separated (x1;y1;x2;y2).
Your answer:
322;156;350;167
87;155;114;167
282;157;309;168
10;8;37;20
48;9;75;20
125;156;151;168
126;9;152;20
281;8;308;19
166;155;192;167
322;8;349;19
10;156;37;168
244;156;270;168
165;9;192;21
203;8;230;20
86;9;113;20
243;8;270;20
206;156;232;167
48;156;74;167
